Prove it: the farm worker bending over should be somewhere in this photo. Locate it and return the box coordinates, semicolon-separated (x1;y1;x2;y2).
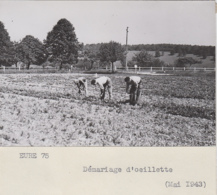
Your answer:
124;76;142;105
91;76;112;100
73;77;88;96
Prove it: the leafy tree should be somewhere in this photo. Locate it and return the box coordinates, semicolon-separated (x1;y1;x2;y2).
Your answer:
133;50;165;67
178;48;183;57
83;49;99;70
127;60;136;67
202;53;207;59
170;49;175;56
182;49;186;57
99;41;125;72
175;57;198;67
151;58;165;67
78;42;84;51
132;50;153;67
16;35;47;69
83;43;106;69
201;48;207;59
84;43;102;54
0;21;14;66
45;18;79;69
155;50;160;57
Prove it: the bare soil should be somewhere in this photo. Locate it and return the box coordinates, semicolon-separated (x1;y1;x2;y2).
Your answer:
0;73;215;146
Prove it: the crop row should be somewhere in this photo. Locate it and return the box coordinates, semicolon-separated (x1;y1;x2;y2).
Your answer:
0;73;215;146
2;74;215;100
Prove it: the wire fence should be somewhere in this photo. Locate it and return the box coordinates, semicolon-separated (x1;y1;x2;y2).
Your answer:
116;66;216;73
0;66;83;74
86;66;216;74
0;65;215;74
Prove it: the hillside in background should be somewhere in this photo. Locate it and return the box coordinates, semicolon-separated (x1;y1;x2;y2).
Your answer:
127;51;215;68
83;43;215;68
8;43;215;69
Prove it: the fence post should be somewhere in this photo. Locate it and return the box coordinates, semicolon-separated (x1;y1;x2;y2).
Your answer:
173;67;175;71
204;68;206;71
194;67;196;72
3;66;5;73
139;66;141;72
184;67;185;71
150;67;152;72
162;66;164;71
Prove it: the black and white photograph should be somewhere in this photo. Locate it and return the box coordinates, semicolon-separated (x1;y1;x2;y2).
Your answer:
0;1;215;147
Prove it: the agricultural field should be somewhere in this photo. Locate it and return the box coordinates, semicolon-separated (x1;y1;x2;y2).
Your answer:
0;73;215;146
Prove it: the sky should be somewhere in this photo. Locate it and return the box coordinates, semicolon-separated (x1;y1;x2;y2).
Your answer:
0;1;215;46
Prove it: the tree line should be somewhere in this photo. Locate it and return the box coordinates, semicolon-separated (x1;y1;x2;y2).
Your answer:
0;18;215;72
83;42;215;68
0;19;125;72
0;19;79;69
128;44;215;59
